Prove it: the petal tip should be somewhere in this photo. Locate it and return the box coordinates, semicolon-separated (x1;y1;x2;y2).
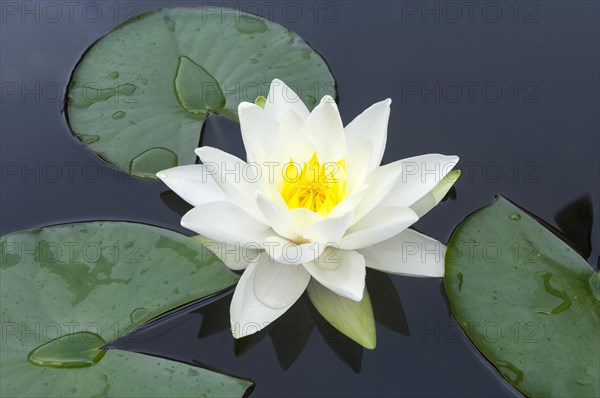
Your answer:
180;209;196;230
238;101;257;111
156;171;167;180
362;337;377;350
194;146;217;161
320;95;336;104
349;289;365;302
270;78;285;86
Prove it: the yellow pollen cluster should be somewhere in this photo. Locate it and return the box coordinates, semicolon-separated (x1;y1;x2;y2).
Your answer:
280;152;346;216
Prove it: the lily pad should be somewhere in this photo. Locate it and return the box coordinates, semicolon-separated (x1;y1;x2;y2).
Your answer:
445;196;599;397
66;7;336;179
307;279;376;349
0;222;251;397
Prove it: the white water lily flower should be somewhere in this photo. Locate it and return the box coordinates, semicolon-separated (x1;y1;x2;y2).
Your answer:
157;79;459;339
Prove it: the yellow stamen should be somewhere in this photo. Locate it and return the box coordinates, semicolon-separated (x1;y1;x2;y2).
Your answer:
280;152;346;216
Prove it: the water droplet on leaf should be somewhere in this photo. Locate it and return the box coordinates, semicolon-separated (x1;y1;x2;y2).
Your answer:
234;15;267;34
129;147;178;179
69;83;137;109
28;332;106;368
129;307;150;323
496;360;524;385
79;134;100;145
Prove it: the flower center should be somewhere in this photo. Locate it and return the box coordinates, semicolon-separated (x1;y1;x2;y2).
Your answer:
280;152;346;216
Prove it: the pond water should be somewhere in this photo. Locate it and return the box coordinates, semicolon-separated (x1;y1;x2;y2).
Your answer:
1;1;598;396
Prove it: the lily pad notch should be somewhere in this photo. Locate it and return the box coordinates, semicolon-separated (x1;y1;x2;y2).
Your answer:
66;7;336;179
0;222;252;397
444;196;599;398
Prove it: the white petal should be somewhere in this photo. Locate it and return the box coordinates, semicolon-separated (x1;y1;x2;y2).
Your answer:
230;254;307;338
264;79;310;121
352;159;405;224
156;165;228;207
181;201;272;246
302;212;354;243
195;146;264;222
410;170;461;217
277;109;313;165
264;236;325;265
344;99;391;171
304;96;346;161
238;102;279;161
327;189;367;219
290;208;324;228
254;259;310;309
345;140;373;195
256;191;301;241
193;236;262;271
247;148;288;202
303;248;365;301
339;207;419;250
359;229;446;277
379;154;459;208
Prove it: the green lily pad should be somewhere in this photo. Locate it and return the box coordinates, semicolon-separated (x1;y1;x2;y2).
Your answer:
445;196;600;397
67;7;336;179
5;349;249;397
307;279;376;349
0;222;251;397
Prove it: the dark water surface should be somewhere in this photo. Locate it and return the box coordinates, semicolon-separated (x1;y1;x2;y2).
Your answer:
1;1;598;396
